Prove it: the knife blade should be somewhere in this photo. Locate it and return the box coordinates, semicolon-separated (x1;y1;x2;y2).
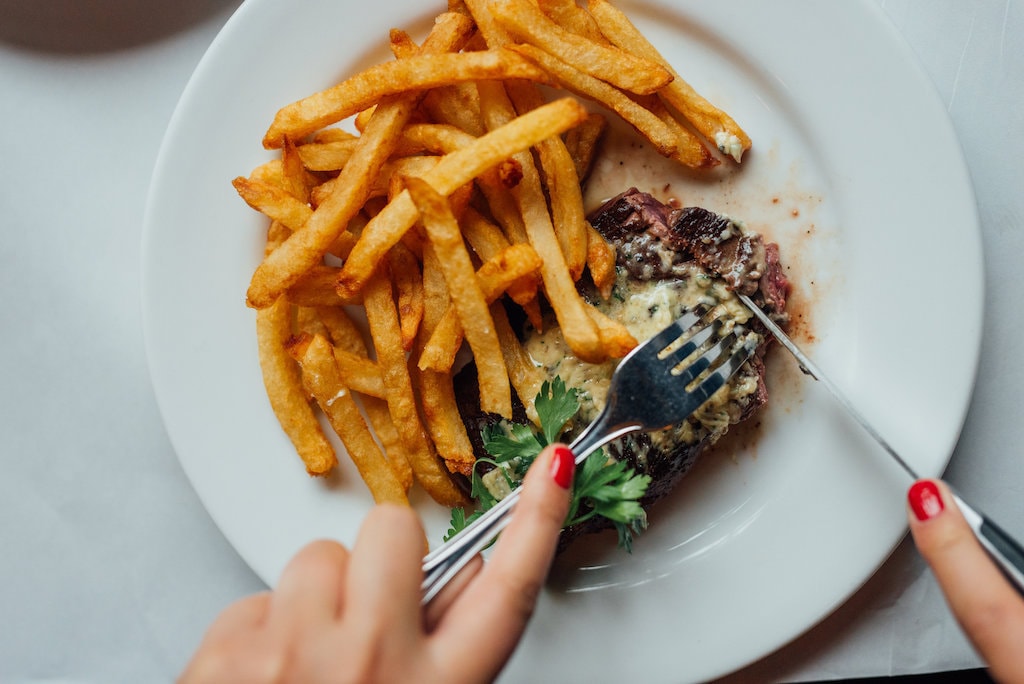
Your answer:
738;293;1024;595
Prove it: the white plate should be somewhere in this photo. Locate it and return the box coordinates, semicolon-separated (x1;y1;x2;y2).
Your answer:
142;0;982;681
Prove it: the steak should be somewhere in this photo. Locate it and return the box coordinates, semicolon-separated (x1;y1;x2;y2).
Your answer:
590;188;789;314
453;188;789;547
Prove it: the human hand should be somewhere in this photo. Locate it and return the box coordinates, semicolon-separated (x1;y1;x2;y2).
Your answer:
180;442;577;684
907;479;1024;683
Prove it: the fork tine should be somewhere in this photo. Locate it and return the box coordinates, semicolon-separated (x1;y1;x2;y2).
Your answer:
686;336;758;405
671;331;735;385
635;306;706;360
659;317;720;371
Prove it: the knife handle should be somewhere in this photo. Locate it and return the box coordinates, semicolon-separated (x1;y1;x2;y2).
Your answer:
951;494;1024;597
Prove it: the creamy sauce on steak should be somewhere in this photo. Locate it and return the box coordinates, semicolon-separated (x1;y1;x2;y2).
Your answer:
524;263;762;454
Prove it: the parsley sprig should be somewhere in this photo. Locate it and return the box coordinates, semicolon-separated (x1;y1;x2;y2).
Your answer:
445;378;651;551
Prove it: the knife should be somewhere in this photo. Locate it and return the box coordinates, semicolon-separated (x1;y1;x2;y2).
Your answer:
738;293;1024;596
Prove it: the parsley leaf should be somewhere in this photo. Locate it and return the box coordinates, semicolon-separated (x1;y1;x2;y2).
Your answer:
445;507;467;540
480;422;543;463
445;377;651;552
444;507;484;542
534;377;580;445
566;452;651;551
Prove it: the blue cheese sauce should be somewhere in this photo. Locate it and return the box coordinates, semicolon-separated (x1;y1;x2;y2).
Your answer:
523;264;762;456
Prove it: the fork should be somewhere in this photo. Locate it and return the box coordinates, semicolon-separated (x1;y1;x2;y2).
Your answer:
420;306;760;605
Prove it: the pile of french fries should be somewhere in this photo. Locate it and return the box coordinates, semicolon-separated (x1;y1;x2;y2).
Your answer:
234;0;750;509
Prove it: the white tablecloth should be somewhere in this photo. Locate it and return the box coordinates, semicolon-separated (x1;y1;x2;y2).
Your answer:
2;0;1020;681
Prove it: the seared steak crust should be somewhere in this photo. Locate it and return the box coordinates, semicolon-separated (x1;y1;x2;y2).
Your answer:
590;188;789;315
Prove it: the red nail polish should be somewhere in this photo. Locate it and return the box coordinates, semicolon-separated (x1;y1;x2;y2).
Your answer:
550;446;575;489
908;480;945;521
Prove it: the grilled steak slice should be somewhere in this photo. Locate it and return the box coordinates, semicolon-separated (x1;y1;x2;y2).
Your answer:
453;189;789;548
591;188;788;316
667;206;765;296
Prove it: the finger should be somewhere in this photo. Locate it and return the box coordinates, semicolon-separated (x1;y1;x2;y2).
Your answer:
908;479;1024;682
423;554;483;633
434;443;573;680
179;593;272;683
197;591;272;644
268;539;350;631
343;503;426;634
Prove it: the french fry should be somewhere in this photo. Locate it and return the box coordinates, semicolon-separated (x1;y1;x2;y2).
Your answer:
508;43;715;168
280;137;314;202
247;18;473;309
264;220;291;255
460;205;512;261
586;221;617;299
288;334;408;504
353;105;377;133
501;78;589;281
389;28;419;59
295;305;330;340
406;175;512;418
490;0;671;95
362;196;389;218
520;297;544;332
387;242;425;350
296;138;359;172
335;97;589;299
472;77;545;293
462;0;513;47
363;266;468;508
563;111;607;182
419;241;451;331
421;83;486;137
262;49;549;148
314;305;369;357
445;178;475;222
399;123;476;154
536;135;588;281
418;243;542;372
232;176;312;232
332;347;386;399
491;301;544;425
514;157;605;361
538;0;609;44
256;295;336;476
585;302;637;358
412;243;476;476
413;368;476;477
360;394;414;491
326;227;359;259
474;80;605;362
368;156;441;200
285;266;358;307
313;127;358;144
586;0;751;161
637;91;716;169
474;167;530;246
248;159;285;188
460;206;540;307
249;96;417;309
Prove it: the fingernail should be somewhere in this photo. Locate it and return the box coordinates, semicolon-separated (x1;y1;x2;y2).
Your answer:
550;446;575;489
908;480;945;521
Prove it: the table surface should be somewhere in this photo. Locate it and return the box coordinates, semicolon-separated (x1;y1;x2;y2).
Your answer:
2;0;1020;681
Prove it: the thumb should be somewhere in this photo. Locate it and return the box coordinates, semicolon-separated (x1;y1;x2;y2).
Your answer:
907;479;1024;683
432;443;575;682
